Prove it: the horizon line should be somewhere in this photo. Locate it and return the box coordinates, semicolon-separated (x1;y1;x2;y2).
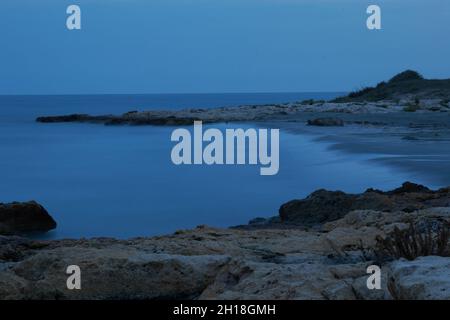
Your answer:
0;91;347;97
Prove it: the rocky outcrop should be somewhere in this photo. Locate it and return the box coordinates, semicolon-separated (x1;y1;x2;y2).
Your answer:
36;114;202;126
279;182;450;226
387;256;450;299
333;70;450;102
0;201;56;235
0;249;230;300
0;205;448;300
36;98;450;128
307;117;344;126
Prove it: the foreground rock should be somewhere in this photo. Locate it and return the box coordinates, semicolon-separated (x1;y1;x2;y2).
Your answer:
0;204;448;300
0;201;56;235
278;182;450;227
388;256;450;299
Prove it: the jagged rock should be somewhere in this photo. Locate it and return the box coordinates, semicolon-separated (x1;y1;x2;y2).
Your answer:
0;201;56;235
352;274;391;300
199;259;354;300
388;256;450;300
0;204;448;300
279;182;450;226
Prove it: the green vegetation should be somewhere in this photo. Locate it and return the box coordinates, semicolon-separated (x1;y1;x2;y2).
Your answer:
300;99;316;105
332;70;450;103
300;99;325;106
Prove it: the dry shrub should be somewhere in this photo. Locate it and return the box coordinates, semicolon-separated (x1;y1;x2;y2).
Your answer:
375;222;449;261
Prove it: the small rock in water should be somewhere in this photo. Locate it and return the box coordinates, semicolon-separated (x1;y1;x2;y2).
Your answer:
307;118;344;126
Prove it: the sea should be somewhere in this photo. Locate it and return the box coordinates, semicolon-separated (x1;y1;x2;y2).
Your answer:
0;93;427;239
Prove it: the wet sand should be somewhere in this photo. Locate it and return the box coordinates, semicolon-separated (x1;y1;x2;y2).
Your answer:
272;112;450;188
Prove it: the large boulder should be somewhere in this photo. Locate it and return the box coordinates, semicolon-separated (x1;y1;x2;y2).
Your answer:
280;190;355;225
0;201;56;235
1;248;230;300
388;256;450;300
279;182;450;226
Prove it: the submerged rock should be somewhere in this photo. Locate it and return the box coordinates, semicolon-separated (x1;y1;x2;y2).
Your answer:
0;201;56;235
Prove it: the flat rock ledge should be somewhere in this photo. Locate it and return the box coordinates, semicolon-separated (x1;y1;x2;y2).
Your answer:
35;98;450;126
1;205;449;300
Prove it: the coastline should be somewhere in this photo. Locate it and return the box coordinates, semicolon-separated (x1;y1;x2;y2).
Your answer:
2;71;450;300
1;182;449;299
36;96;450;190
35;97;450;126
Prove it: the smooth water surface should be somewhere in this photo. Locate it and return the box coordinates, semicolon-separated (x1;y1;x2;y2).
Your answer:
0;93;428;238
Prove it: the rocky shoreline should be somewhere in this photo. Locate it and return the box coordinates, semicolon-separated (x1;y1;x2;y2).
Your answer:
35;71;450;128
3;71;450;300
35;97;450;127
1;182;449;300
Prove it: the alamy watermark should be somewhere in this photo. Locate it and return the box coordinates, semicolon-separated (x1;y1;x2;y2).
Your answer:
66;4;381;31
366;265;382;290
66;5;81;30
66;265;81;290
367;5;382;30
170;121;280;176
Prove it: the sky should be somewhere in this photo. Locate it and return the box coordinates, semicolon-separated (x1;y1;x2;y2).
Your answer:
0;0;449;94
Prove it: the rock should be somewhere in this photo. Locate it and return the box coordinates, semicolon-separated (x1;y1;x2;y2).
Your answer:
199;259;355;300
352;273;391;300
279;190;354;225
307;117;344;126
388;182;431;194
36;114;112;123
1;247;230;300
0;201;56;235
279;182;450;226
321;280;356;300
248;217;267;225
388;256;450;300
0;204;449;300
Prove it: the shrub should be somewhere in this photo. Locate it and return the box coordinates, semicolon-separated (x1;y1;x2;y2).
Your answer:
389;70;424;83
348;87;374;98
301;99;316;105
375;222;449;261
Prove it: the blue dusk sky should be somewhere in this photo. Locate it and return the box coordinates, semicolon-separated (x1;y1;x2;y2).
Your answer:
0;0;449;94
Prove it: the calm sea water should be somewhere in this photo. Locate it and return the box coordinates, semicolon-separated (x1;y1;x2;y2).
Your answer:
0;93;416;239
